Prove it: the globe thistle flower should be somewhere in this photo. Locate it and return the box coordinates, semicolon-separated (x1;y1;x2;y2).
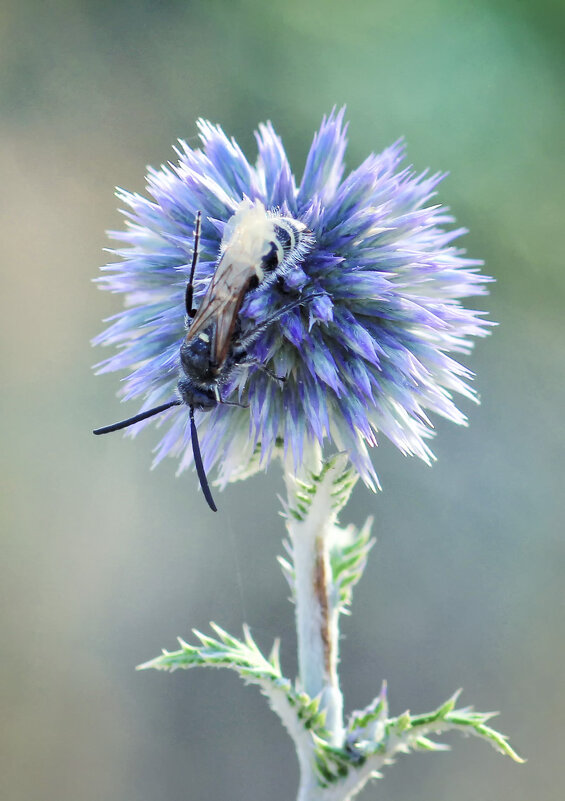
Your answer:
93;108;491;491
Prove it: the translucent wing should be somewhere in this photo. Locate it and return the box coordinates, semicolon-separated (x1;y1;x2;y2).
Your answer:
186;254;256;366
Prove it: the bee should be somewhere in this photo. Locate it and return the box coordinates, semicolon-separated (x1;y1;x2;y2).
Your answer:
94;199;315;512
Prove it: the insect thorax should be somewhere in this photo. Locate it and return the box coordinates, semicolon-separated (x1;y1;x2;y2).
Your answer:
179;331;217;383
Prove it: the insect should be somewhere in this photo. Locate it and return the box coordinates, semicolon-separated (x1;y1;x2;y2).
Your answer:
94;199;315;512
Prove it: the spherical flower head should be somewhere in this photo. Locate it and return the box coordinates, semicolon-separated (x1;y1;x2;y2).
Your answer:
93;108;492;491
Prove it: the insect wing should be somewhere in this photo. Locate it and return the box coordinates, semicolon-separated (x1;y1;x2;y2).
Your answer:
186;254;256;365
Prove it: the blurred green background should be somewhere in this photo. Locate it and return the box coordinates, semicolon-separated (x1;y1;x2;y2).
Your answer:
2;1;564;799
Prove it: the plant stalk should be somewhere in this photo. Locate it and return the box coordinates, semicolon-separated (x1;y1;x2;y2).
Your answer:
284;460;345;747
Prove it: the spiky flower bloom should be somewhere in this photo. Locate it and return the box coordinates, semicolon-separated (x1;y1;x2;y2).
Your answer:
94;109;490;490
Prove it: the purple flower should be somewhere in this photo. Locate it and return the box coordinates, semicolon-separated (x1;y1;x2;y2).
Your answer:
93;108;491;491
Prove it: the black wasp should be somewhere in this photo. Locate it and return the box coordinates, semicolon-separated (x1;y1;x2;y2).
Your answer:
94;199;315;511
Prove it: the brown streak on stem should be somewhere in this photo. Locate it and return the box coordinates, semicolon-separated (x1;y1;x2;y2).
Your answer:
314;535;331;678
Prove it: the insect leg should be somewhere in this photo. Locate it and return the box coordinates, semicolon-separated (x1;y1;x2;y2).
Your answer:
218;397;250;408
237;291;326;351
185;211;202;318
239;360;286;385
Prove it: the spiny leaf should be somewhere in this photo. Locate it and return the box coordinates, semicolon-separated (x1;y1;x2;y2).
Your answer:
137;624;332;750
329;518;375;613
347;680;388;737
283;453;356;523
385;691;524;763
414;736;450;751
409;689;463;726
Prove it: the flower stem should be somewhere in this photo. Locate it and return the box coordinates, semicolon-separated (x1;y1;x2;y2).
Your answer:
284;458;346;747
293;517;343;741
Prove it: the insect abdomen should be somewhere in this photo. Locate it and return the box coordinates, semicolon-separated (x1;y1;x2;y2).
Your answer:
260;217;312;275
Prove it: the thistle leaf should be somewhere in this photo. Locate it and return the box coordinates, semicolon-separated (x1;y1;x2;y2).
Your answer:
329;517;375;614
137;624;330;751
303;689;523;797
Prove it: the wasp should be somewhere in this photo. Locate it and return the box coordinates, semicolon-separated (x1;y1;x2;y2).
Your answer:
94;199;315;512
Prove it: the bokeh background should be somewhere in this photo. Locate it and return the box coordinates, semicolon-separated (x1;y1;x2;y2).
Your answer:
2;1;564;799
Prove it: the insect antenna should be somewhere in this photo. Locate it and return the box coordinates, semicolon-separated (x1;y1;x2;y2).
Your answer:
93;399;182;435
185;210;202;318
189;406;217;512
